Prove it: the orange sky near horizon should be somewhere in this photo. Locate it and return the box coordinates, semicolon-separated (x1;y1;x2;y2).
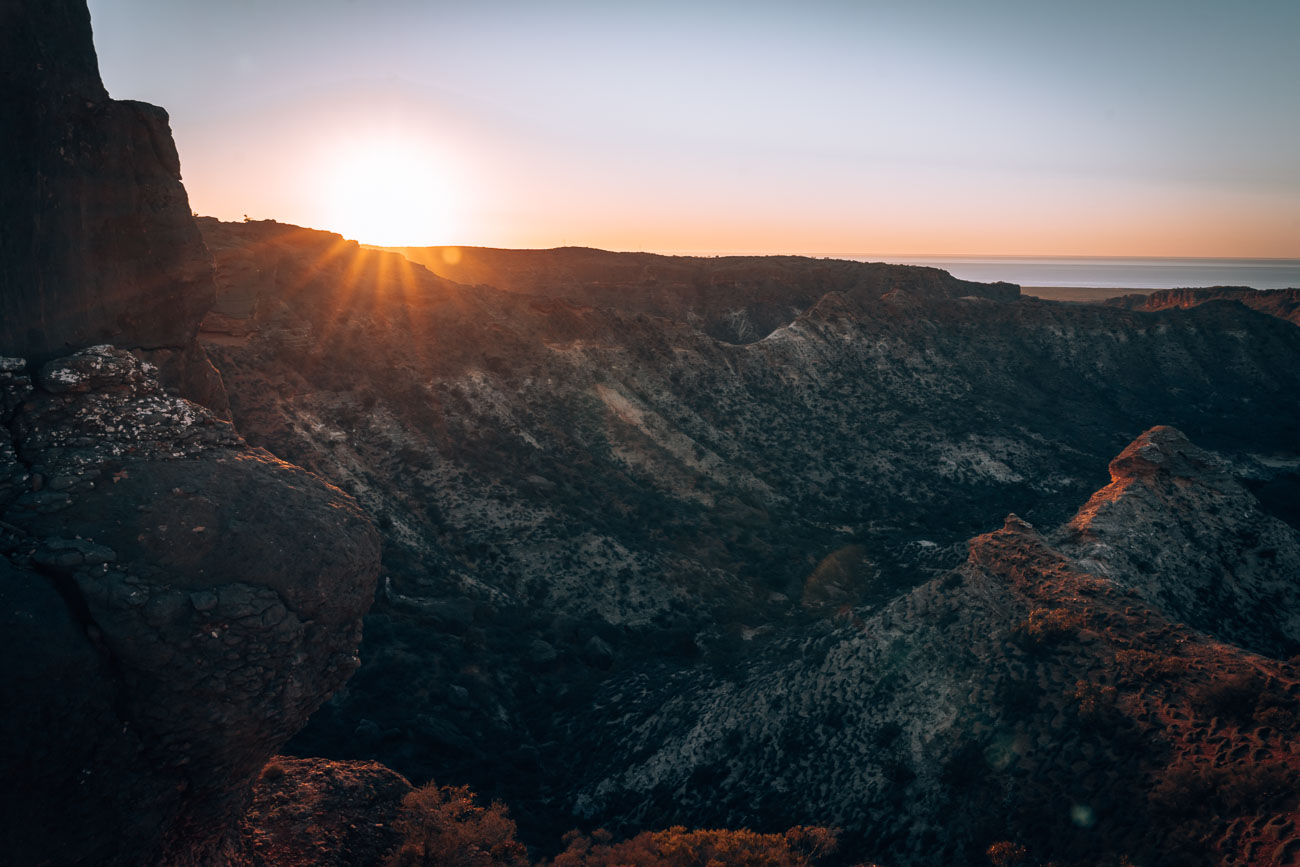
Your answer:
89;1;1300;259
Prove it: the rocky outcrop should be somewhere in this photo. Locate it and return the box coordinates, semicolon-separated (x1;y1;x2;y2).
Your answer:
559;427;1300;865
0;0;215;362
1058;426;1300;658
0;347;380;865
1;4;386;863
1106;287;1300;328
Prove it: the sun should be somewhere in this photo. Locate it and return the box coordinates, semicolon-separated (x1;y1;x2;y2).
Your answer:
320;137;456;247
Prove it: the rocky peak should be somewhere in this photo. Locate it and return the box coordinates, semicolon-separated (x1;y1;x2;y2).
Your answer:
1000;513;1039;536
556;428;1300;865
1104;424;1231;485
1059;426;1300;658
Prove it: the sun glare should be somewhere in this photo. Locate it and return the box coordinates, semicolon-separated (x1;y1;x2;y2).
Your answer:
320;138;455;247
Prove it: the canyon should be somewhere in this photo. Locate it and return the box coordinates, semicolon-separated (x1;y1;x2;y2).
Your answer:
3;2;1300;865
195;219;1300;865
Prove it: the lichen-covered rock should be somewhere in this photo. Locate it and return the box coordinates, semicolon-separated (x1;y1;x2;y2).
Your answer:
0;350;380;865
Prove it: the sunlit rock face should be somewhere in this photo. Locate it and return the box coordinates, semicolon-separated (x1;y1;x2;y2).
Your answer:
1106;287;1300;328
0;348;380;865
1058;425;1300;658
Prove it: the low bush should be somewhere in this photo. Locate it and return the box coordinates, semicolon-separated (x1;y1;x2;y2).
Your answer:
547;825;840;867
1113;649;1186;682
386;781;528;867
1012;608;1083;650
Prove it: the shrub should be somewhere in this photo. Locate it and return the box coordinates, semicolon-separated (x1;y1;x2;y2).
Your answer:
259;760;287;783
1113;649;1186;682
1071;680;1118;721
1012;608;1083;650
547;825;840;867
1190;670;1263;724
1152;760;1291;818
386;782;528;867
1254;702;1298;731
986;841;1029;867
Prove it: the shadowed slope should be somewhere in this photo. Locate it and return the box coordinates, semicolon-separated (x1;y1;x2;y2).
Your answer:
383;243;1019;344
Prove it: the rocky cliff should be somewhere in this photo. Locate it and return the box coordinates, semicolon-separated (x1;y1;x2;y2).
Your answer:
1106;286;1300;328
0;348;380;865
0;5;382;864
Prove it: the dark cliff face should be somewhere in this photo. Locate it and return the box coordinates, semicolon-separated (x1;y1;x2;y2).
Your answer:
0;6;382;864
0;0;215;361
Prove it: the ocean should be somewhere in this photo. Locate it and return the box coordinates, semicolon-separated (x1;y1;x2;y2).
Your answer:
867;257;1300;290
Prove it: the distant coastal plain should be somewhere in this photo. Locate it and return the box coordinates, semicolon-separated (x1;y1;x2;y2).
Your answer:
877;256;1300;292
1020;286;1155;302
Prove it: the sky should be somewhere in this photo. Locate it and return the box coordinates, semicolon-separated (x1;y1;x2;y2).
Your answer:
87;0;1300;256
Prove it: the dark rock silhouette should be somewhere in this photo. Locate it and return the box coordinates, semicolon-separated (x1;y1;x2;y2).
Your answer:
0;5;382;864
0;0;215;363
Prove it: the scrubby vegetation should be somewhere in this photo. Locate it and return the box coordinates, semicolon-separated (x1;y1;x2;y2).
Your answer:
387;782;529;867
385;781;843;867
548;826;842;867
1012;608;1084;650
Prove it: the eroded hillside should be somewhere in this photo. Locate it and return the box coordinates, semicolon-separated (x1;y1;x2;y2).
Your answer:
196;218;1300;861
380;243;1019;344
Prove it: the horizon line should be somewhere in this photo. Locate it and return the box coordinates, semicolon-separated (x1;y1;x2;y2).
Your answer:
203;216;1300;263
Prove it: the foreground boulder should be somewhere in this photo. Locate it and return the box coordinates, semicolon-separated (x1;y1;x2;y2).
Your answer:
0;347;380;865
